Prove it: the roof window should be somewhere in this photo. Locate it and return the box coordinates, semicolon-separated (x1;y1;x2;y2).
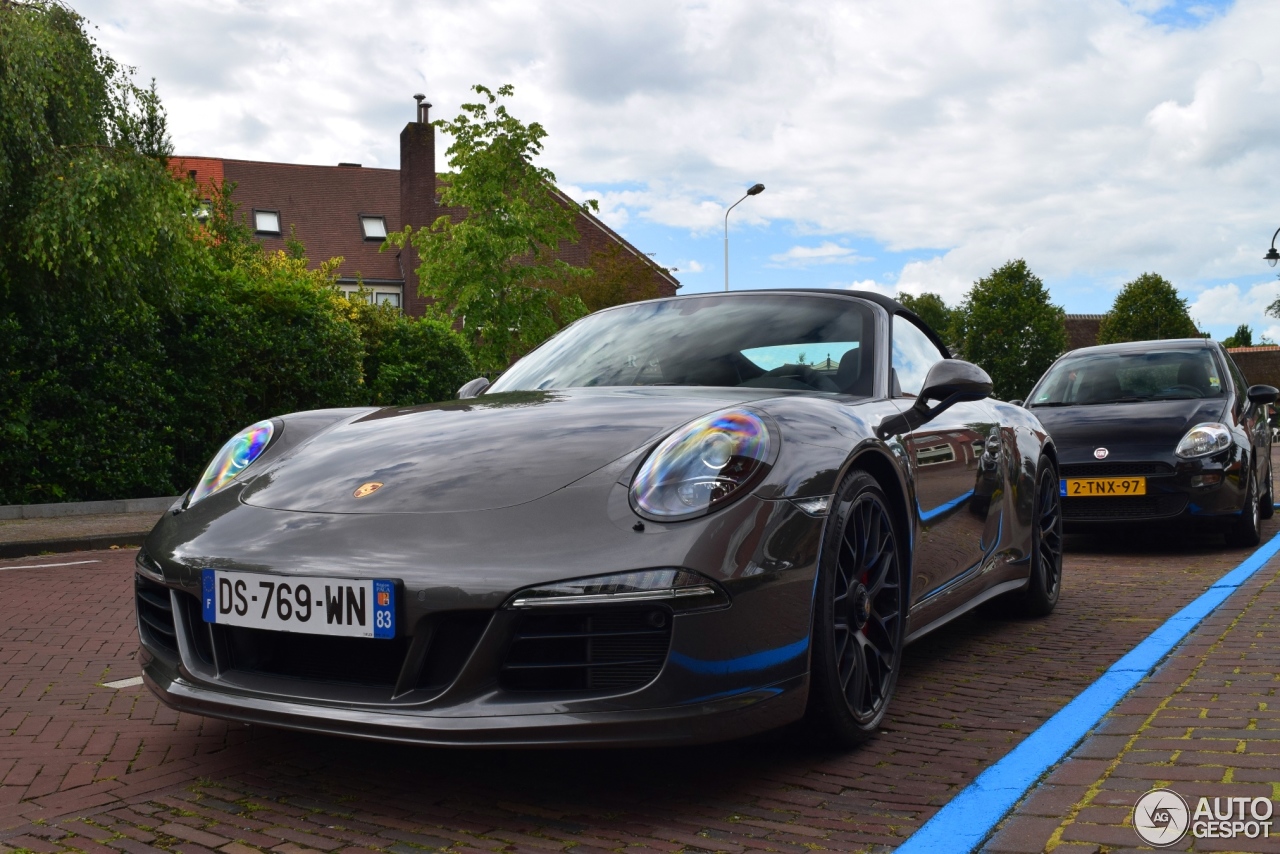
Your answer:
254;209;281;235
361;215;388;241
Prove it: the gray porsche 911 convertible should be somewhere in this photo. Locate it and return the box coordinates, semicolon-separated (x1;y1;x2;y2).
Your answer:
135;290;1061;748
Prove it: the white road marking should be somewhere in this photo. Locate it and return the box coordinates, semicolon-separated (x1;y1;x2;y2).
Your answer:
0;559;101;571
103;676;144;689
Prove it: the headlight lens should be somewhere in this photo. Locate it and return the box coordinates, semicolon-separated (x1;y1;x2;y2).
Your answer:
188;419;275;506
631;409;771;519
1175;422;1231;458
506;569;728;610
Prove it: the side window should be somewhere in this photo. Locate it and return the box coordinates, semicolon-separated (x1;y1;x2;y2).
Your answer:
1223;351;1248;410
892;315;946;397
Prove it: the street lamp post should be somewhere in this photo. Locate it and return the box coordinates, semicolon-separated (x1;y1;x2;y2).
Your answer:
724;183;765;291
1266;227;1280;268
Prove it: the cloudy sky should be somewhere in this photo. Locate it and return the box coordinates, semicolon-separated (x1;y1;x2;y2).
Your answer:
73;0;1280;340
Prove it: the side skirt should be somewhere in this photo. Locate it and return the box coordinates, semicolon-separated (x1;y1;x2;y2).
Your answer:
904;578;1027;645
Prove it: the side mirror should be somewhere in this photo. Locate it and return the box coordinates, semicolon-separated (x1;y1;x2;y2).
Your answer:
457;377;490;399
1247;384;1278;405
877;360;992;440
1008;399;1024;407
919;359;993;403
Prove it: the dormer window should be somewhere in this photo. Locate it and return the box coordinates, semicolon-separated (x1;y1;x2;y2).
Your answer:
361;215;388;241
254;209;281;235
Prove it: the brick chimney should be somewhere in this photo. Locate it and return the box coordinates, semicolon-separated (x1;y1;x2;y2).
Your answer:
399;94;436;318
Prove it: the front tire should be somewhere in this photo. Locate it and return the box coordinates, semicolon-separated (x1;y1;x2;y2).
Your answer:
1227;464;1261;547
1013;456;1063;617
1260;458;1274;521
806;470;907;748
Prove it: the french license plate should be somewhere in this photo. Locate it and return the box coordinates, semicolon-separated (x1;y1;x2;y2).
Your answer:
1060;477;1147;497
200;569;396;638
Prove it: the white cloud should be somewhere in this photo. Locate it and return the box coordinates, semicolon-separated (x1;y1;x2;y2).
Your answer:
1188;281;1278;325
69;0;1280;298
843;279;897;299
683;260;705;273
768;242;869;268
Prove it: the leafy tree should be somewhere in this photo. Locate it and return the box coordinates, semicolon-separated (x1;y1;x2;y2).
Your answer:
0;1;198;312
1222;324;1254;349
896;292;953;344
0;0;197;502
567;241;664;313
389;84;594;375
951;260;1068;400
1097;273;1199;344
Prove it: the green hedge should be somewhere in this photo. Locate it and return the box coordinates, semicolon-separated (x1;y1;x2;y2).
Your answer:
0;262;475;504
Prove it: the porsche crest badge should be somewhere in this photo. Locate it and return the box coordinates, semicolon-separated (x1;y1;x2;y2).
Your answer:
353;481;384;498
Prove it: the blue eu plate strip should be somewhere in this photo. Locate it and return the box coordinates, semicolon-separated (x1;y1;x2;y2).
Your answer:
896;528;1280;854
201;568;216;623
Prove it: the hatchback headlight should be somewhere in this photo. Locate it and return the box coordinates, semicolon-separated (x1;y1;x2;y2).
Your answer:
188;420;275;506
1175;422;1231;458
630;409;772;520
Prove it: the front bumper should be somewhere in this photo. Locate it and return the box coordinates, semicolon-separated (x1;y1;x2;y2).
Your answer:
1059;454;1245;526
134;486;826;747
140;666;807;748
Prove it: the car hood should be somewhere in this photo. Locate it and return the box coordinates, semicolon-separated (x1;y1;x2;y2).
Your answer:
239;387;783;514
1029;397;1229;463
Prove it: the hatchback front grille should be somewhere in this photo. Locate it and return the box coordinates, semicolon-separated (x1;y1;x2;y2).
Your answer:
1063;493;1188;520
500;607;672;693
1060;462;1174;478
135;575;178;656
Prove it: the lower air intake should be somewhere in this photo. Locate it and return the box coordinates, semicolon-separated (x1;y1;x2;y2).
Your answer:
501;607;672;693
135;575;179;656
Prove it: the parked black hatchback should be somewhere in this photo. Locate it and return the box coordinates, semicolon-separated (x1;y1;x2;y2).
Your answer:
1023;338;1277;544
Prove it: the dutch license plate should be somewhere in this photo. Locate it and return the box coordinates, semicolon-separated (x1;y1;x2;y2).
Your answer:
1059;477;1147;497
201;569;396;638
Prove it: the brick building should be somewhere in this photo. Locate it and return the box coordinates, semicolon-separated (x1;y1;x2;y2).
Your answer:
1064;314;1104;351
171;97;678;315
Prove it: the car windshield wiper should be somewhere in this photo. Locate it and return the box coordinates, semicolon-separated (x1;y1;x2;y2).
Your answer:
1027;401;1075;407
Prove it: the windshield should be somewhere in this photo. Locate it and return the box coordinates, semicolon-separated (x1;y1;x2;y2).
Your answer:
1029;348;1225;406
489;294;877;395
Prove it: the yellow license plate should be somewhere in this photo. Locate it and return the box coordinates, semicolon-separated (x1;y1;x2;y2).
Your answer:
1060;477;1147;497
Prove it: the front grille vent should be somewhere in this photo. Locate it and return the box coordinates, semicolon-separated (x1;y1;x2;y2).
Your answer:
135;576;178;655
212;610;490;694
221;627;413;687
1063;494;1188;520
1060;462;1174;478
501;608;672;693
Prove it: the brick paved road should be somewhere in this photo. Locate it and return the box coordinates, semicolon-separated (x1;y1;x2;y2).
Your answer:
987;546;1280;853
2;520;1277;853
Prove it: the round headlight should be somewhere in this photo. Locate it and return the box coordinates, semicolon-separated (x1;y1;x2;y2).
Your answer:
631;409;772;520
188;419;275;506
1175;422;1231;459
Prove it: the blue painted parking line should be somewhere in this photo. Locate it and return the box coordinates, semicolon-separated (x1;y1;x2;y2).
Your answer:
896;527;1280;854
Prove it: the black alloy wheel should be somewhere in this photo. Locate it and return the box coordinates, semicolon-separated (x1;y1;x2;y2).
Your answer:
806;470;906;747
1015;457;1063;617
1227;464;1262;547
1261;459;1275;521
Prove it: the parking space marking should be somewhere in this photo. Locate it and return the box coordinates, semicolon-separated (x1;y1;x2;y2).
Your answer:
897;529;1280;854
102;676;144;689
0;559;101;571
